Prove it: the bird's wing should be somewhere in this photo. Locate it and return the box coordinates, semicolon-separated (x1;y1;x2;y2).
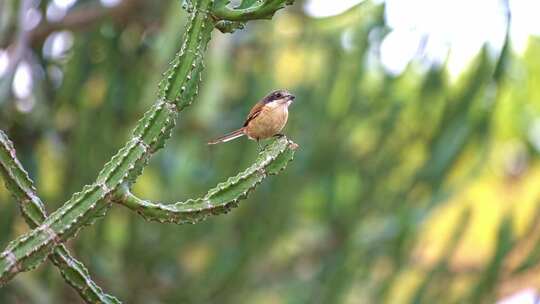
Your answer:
243;101;265;127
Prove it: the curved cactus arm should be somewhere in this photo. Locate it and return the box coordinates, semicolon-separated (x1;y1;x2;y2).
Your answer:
0;0;216;286
0;131;121;303
0;0;298;289
114;137;298;224
212;0;294;21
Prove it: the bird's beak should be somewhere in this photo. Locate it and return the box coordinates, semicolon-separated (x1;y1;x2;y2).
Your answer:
285;94;295;106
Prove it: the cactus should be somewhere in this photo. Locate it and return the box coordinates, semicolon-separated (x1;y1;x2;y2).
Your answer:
0;131;120;304
0;0;296;301
114;137;298;224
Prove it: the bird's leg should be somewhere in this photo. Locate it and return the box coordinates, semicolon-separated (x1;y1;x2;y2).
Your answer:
257;139;262;151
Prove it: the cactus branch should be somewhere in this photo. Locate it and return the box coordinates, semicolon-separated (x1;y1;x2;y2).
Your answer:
0;131;120;304
212;0;294;21
0;0;215;286
115;137;297;224
0;0;297;293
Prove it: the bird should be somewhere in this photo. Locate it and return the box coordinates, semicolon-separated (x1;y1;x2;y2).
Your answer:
208;89;295;149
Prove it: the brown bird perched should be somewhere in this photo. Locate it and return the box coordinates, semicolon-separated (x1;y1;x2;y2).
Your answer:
208;89;295;148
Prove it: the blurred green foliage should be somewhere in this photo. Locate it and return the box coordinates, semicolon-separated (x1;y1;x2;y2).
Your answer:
1;0;540;303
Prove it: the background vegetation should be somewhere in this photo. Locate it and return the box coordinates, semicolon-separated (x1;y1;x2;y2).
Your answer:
1;0;540;303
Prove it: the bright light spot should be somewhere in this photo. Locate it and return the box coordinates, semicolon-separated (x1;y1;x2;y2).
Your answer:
43;31;74;60
47;3;67;22
340;29;355;52
380;29;422;75
446;45;483;80
307;0;540;77
304;0;365;18
54;0;77;9
497;288;539;304
15;97;36;113
100;0;122;8
383;0;508;77
23;8;42;31
0;50;9;77
420;36;450;67
509;0;540;54
12;62;33;99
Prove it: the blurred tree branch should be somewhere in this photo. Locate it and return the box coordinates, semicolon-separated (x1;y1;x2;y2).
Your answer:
29;0;141;47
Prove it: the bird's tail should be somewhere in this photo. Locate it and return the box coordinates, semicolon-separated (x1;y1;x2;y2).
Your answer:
208;128;245;145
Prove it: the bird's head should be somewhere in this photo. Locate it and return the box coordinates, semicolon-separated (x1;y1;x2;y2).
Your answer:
262;89;295;107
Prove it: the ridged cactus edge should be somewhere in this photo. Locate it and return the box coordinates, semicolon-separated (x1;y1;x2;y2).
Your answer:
0;131;120;304
115;137;298;224
0;0;297;301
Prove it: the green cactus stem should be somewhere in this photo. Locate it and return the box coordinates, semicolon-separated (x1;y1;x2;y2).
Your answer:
213;0;294;21
0;131;120;303
0;0;296;292
0;0;215;286
114;137;297;224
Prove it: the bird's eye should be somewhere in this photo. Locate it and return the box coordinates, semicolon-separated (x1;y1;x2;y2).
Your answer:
274;93;282;98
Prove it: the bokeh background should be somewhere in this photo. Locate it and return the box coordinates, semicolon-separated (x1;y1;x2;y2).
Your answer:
1;0;540;303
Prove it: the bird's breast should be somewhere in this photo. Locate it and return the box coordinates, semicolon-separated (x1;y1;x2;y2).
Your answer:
245;106;288;140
